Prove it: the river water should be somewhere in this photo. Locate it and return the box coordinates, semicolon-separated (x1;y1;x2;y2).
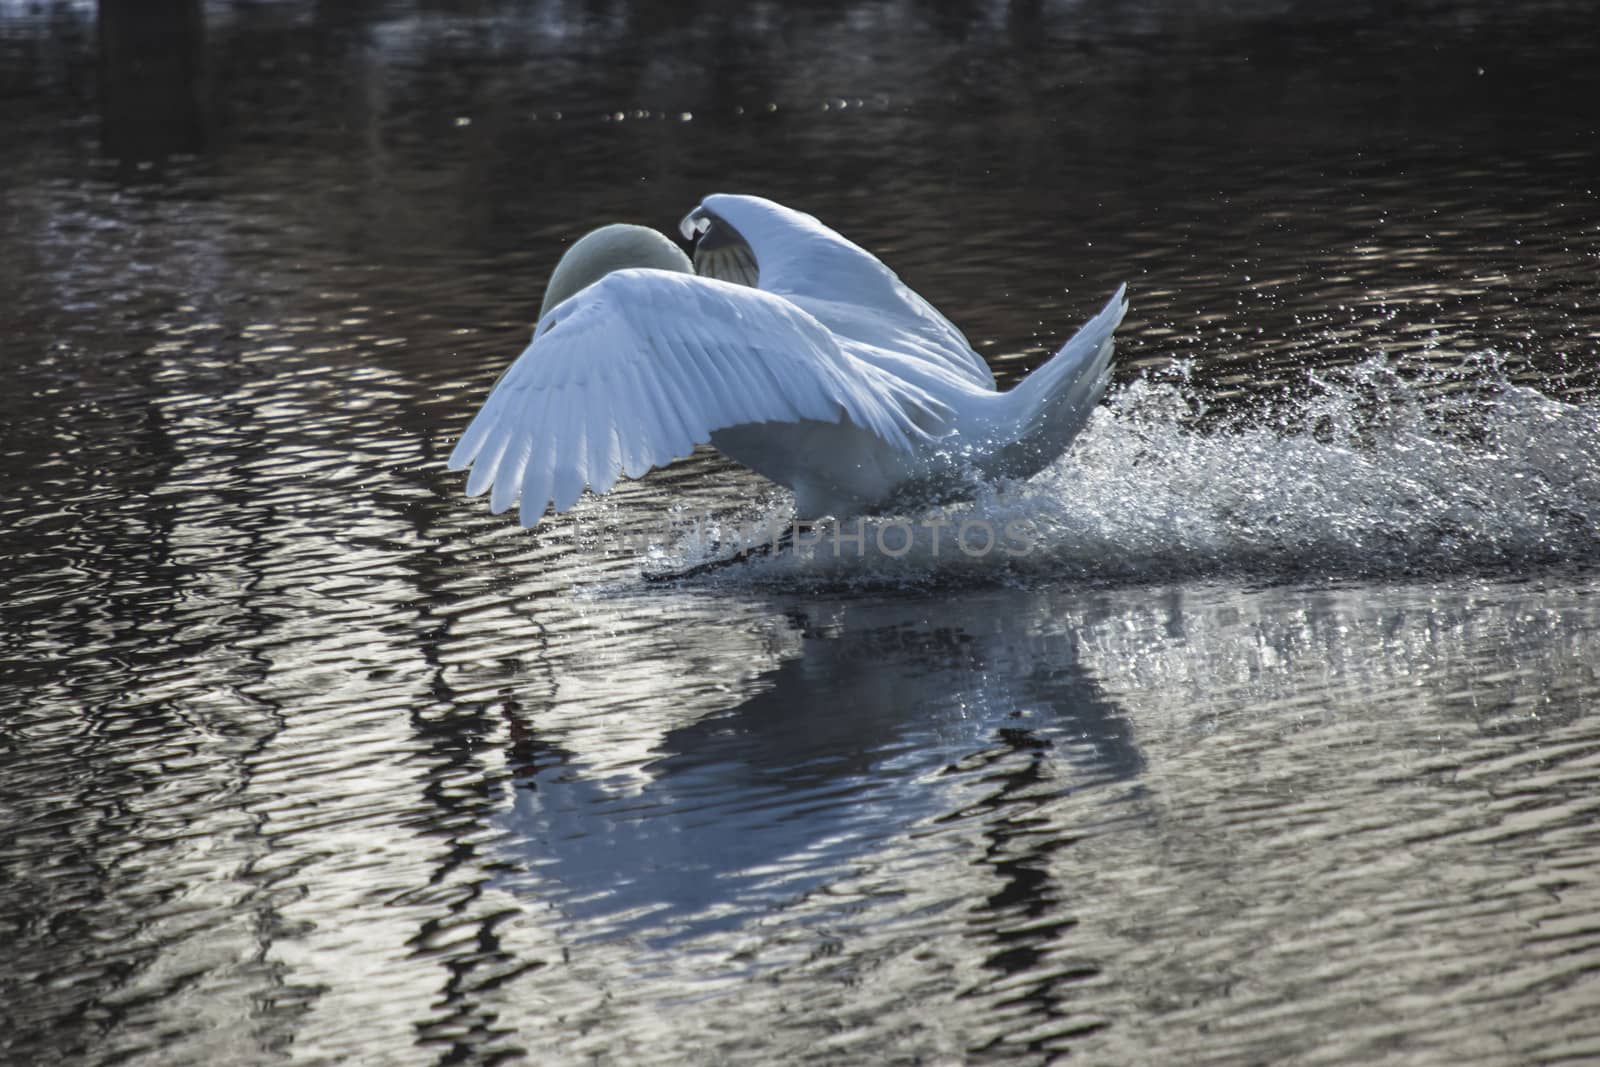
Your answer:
2;1;1598;1064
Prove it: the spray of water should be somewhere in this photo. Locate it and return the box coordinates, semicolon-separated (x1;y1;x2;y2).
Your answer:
668;356;1599;587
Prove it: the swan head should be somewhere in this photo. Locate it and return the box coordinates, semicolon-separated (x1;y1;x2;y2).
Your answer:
538;223;693;320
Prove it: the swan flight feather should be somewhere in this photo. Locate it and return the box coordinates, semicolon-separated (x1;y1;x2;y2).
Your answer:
447;267;947;526
683;194;996;390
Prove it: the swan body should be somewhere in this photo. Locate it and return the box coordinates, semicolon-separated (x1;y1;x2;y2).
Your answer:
448;194;1127;526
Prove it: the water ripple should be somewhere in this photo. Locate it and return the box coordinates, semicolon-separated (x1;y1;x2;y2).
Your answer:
3;1;1600;1064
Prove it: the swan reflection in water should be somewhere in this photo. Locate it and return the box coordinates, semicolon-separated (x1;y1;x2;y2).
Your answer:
492;590;1143;946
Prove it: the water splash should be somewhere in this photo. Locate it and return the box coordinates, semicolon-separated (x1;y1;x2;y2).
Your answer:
665;356;1600;587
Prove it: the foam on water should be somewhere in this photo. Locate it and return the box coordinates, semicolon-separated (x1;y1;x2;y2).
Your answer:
667;356;1600;587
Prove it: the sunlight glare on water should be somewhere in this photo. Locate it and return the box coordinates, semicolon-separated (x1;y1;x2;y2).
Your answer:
1;0;1598;1064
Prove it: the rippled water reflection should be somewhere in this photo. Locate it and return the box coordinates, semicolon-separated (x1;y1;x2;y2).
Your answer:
2;1;1598;1064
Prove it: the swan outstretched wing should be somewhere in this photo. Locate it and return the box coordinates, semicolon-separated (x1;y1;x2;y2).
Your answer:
681;193;997;391
447;268;944;526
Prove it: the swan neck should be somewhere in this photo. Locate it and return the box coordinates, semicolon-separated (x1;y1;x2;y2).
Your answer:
538;223;693;320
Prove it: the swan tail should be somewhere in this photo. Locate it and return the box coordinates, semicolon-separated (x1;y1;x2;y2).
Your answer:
989;284;1127;479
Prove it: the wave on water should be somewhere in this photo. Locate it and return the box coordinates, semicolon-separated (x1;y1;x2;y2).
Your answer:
657;356;1600;588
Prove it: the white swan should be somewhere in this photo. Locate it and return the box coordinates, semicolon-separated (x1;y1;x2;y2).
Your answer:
448;193;1127;527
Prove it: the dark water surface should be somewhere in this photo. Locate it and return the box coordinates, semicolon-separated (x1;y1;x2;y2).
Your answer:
3;1;1600;1064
